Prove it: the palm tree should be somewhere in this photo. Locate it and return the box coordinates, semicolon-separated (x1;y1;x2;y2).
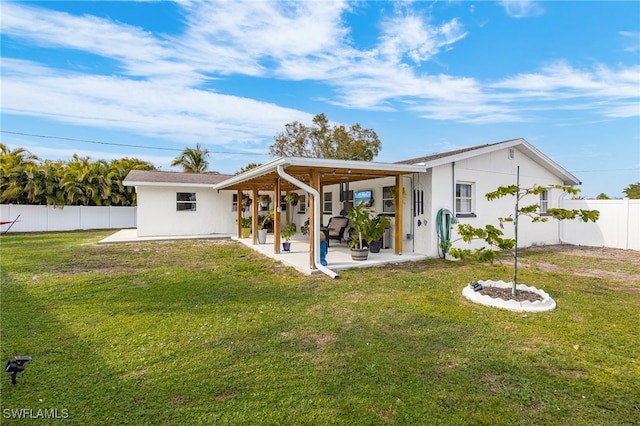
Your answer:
40;160;66;206
171;143;210;173
1;144;40;204
108;158;156;206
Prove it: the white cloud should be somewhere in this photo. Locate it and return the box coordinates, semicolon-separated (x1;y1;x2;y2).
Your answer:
490;62;640;118
1;59;311;147
0;2;190;81
619;31;640;53
175;0;350;76
499;1;544;18
377;11;466;64
1;0;637;140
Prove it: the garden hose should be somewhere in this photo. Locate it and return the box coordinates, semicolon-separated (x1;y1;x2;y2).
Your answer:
436;208;454;258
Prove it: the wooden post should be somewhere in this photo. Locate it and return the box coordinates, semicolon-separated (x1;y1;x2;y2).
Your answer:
309;170;321;268
274;178;281;253
252;187;259;245
394;175;403;255
237;190;243;238
285;192;291;226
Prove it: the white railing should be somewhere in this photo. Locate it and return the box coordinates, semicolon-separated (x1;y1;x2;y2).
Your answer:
1;204;136;233
559;198;639;251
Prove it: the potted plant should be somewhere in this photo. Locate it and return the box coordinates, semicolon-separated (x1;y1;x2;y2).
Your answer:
257;210;274;244
241;194;252;208
281;223;296;252
258;194;272;208
241;216;252;238
285;192;299;206
300;217;310;235
367;214;390;253
347;203;373;261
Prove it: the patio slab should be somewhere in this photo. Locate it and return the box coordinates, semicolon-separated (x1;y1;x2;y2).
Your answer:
99;229;428;276
234;234;428;276
98;228;229;244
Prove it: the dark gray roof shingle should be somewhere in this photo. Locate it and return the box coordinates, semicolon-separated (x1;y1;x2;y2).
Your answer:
124;170;234;185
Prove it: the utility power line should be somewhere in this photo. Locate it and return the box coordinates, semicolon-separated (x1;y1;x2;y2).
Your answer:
1;130;272;156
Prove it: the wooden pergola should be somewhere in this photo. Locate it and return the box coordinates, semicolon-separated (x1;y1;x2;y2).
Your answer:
213;157;424;271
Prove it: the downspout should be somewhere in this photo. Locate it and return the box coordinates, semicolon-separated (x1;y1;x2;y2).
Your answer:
451;162;456;214
277;165;339;279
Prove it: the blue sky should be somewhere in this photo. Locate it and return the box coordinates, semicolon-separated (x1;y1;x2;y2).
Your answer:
1;0;638;197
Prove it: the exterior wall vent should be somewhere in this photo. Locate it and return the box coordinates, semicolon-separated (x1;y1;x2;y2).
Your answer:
508;148;516;160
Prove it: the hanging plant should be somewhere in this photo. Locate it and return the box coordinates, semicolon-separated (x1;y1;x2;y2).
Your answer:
285;192;299;206
258;194;272;206
241;194;252;207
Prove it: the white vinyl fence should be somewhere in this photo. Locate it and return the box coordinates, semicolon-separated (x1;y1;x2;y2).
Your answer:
559;198;639;251
1;204;136;233
2;200;638;252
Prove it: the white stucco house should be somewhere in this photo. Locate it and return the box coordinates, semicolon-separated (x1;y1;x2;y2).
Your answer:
123;138;580;272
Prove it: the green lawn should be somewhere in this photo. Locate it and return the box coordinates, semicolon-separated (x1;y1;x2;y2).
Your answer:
1;231;639;425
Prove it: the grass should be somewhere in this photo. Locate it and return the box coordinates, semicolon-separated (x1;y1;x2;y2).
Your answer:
1;231;639;425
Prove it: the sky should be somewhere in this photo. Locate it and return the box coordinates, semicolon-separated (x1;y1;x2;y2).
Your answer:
1;0;639;198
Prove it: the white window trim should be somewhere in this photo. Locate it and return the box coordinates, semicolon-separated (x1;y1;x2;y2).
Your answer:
323;191;333;215
382;185;395;213
177;192;197;211
232;193;238;211
539;189;549;214
455;182;475;217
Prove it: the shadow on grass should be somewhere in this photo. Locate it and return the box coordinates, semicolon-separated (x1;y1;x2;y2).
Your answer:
0;276;169;424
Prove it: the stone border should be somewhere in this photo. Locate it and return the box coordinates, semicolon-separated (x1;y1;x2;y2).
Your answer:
462;279;557;313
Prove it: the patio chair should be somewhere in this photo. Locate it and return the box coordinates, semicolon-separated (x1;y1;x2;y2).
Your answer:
325;216;350;245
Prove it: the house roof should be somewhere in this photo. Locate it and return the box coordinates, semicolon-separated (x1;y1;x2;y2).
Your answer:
124;138;580;189
123;170;234;187
398;138;581;185
212;156;425;191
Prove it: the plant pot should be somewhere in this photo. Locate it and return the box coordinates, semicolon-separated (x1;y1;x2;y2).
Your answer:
350;247;369;261
241;227;251;238
257;229;267;244
282;241;291;252
368;240;382;253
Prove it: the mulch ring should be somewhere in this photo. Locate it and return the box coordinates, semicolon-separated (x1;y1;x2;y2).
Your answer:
478;286;543;303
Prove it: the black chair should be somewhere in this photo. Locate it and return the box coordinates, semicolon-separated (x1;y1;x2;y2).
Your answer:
325;216;350;244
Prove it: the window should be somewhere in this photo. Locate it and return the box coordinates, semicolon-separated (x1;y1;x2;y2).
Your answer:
232;194;238;212
323;192;333;214
539;189;549;213
382;186;395;213
455;183;474;215
177;192;196;211
298;194;306;214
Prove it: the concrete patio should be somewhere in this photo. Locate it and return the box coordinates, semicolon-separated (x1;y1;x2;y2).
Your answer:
234;233;428;276
100;229;428;276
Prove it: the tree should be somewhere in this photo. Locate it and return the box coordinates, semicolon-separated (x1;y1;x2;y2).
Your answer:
171;143;210;173
623;182;640;199
1;144;155;206
236;163;262;174
1;144;40;204
596;193;610;200
269;113;381;161
108;158;156;206
450;168;599;296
